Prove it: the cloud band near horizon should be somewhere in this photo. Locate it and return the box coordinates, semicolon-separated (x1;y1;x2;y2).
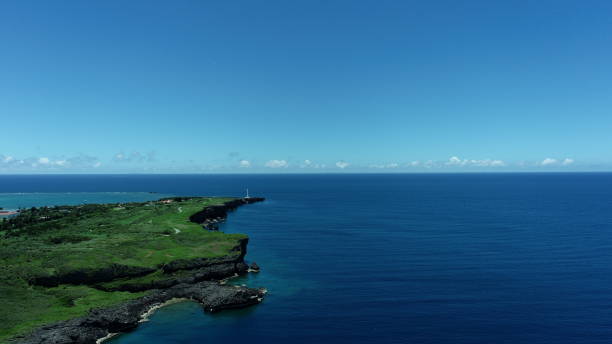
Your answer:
0;153;587;173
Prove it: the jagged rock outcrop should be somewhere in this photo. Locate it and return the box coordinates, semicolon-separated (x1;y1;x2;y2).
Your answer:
188;197;264;225
161;237;249;273
14;282;265;344
98;260;249;293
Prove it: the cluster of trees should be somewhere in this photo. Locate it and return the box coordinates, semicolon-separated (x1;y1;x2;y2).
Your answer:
1;206;59;235
0;204;110;237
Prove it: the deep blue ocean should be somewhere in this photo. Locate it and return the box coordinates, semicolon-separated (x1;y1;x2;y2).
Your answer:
2;173;612;344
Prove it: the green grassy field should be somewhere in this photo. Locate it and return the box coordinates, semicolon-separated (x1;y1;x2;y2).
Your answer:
0;197;246;342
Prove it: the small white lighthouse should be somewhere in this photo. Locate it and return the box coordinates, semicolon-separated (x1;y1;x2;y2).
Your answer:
245;188;250;199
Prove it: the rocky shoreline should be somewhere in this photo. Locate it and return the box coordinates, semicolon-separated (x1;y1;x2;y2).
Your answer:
188;197;265;230
14;281;266;344
11;197;266;344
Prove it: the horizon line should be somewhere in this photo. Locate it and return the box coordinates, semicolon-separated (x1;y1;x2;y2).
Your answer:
0;171;611;176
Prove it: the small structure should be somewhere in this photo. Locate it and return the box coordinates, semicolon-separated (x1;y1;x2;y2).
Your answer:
160;199;174;204
245;189;250;199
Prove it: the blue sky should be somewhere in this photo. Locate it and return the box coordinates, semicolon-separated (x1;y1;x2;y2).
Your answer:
1;1;611;173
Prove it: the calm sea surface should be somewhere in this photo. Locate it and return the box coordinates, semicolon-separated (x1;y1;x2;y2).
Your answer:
2;173;612;344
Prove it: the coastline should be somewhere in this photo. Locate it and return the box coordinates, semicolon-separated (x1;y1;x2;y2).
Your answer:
8;197;267;344
14;281;267;344
95;333;117;344
138;298;189;324
96;297;189;344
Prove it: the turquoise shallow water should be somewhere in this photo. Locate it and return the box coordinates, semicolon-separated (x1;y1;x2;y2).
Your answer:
2;174;612;343
0;192;171;210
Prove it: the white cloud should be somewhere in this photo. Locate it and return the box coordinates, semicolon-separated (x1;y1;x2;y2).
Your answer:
410;161;420;166
300;159;323;168
239;160;251;168
265;159;288;168
0;154;102;171
469;159;506;167
540;158;574;167
335;161;349;169
370;162;399;169
113;151;155;163
445;156;505;167
93;162;102;168
562;158;574;166
446;156;464;165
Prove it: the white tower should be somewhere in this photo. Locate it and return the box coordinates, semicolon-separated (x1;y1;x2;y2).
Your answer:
245;188;250;199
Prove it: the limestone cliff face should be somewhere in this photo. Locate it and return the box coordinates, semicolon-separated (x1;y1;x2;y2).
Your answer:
188;197;265;224
161;238;249;274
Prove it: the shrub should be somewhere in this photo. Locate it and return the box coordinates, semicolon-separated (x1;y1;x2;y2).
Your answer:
47;235;91;244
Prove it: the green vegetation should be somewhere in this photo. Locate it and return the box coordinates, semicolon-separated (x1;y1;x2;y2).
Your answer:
0;197;245;342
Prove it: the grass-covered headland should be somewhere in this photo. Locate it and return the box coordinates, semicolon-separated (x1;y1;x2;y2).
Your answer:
0;197;254;342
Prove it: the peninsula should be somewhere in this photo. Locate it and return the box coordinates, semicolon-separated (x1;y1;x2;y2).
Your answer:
0;196;265;343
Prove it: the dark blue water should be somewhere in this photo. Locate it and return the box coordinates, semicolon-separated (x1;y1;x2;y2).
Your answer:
2;173;612;344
